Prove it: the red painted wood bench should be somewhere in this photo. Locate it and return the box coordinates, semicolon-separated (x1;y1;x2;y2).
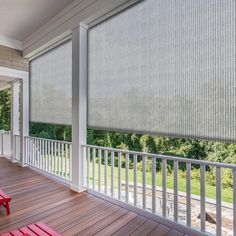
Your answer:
0;223;62;236
0;189;11;215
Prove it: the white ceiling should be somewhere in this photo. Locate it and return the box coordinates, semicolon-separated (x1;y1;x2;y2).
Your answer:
0;0;75;41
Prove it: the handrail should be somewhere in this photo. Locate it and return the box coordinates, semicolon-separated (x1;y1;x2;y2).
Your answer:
25;136;71;145
83;144;236;170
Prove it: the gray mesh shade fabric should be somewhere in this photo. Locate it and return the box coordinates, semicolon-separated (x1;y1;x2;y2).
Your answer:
30;40;72;125
88;0;236;142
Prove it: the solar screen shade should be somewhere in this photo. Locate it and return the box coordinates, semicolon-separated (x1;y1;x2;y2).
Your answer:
30;40;72;125
88;0;236;142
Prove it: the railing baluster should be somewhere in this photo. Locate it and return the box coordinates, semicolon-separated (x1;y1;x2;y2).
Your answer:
34;139;37;167
51;142;56;174
61;143;64;178
216;167;222;236
45;140;48;171
118;152;122;200
126;153;129;203
29;138;32;165
152;157;156;213
111;151;114;197
98;148;101;192
65;143;68;180
162;159;167;217
58;142;60;176
82;146;87;187
200;165;206;232
50;142;53;174
47;141;50;172
27;138;30;164
93;148;96;189
142;156;146;210
54;141;57;175
186;162;191;227
104;150;108;194
133;154;137;207
39;139;42;169
42;140;45;170
69;144;72;181
87;147;90;188
233;169;236;236
174;160;179;222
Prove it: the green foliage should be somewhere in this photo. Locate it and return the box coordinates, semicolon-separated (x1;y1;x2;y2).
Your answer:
0;89;11;130
0;90;235;189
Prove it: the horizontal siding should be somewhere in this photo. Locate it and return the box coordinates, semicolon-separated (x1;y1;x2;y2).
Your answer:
0;45;29;72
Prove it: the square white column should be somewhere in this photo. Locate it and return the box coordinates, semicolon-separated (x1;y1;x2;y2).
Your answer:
19;78;29;167
71;24;88;192
10;80;20;163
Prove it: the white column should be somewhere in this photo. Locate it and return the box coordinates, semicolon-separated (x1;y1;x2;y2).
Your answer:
19;78;29;167
71;24;88;192
10;81;20;163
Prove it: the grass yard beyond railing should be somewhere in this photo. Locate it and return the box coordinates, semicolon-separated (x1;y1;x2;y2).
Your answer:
89;163;233;204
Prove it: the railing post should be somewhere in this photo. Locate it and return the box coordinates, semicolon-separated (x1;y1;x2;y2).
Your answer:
71;24;88;192
19;75;29;167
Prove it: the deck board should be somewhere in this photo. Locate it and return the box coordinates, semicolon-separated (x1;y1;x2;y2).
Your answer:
0;157;188;236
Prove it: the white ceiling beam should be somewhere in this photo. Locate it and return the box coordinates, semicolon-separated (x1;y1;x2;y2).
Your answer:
0;34;23;50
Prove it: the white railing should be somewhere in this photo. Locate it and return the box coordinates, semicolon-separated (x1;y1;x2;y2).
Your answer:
82;144;236;236
1;133;235;235
0;130;11;158
25;136;72;182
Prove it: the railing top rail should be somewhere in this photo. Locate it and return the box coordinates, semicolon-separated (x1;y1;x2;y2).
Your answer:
83;144;236;170
26;136;72;145
0;130;11;134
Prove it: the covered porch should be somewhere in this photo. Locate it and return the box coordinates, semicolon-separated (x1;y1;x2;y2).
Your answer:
0;0;236;236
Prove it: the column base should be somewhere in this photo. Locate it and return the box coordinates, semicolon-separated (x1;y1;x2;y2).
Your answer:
10;158;18;164
70;184;87;193
18;162;28;167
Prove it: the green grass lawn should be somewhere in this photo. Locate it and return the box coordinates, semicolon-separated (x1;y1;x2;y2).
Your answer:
89;163;233;203
40;156;233;203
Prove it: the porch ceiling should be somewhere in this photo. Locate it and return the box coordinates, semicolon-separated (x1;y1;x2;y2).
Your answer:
0;0;75;41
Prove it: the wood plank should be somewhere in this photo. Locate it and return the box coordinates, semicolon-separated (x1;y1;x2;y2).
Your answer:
79;208;129;236
95;212;137;236
129;219;158;236
0;157;186;236
113;215;147;236
148;224;170;236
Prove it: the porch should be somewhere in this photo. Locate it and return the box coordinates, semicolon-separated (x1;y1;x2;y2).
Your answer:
0;157;186;236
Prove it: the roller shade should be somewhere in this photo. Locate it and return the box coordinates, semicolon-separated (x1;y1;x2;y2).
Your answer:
30;40;72;125
88;0;236;142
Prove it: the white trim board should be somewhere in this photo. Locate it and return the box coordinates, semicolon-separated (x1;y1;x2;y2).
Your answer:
23;0;141;58
0;66;28;81
0;34;23;51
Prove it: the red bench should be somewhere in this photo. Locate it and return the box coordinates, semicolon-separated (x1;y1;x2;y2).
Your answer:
0;189;11;215
0;223;62;236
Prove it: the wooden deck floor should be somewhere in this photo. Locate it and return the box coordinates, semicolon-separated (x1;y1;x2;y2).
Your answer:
0;157;187;236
